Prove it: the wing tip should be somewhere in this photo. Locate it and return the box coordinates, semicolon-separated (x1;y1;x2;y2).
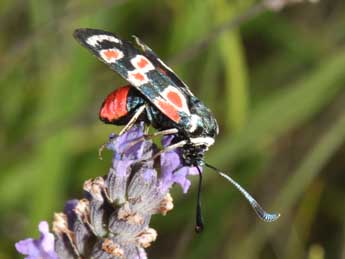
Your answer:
73;28;94;40
73;28;112;40
73;28;90;43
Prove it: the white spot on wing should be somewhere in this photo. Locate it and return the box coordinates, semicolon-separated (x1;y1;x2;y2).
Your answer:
86;35;121;47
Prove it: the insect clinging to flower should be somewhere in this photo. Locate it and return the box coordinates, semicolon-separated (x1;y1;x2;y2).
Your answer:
73;28;280;232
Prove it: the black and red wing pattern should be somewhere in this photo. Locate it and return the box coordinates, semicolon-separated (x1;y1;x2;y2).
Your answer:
132;35;195;97
73;28;192;125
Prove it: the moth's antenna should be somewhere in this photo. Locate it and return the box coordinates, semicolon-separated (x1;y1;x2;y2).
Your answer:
195;166;204;233
204;163;280;222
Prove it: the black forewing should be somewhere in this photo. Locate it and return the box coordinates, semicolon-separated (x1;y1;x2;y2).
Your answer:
132;35;195;97
73;28;192;124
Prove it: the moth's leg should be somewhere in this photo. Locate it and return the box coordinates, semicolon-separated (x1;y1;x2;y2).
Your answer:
121;128;179;156
148;128;179;137
98;105;147;159
118;105;146;135
141;140;187;162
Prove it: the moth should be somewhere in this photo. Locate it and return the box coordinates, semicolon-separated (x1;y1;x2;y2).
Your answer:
74;28;280;231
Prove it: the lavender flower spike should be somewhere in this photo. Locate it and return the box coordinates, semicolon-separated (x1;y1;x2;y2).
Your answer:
48;123;196;258
15;221;58;259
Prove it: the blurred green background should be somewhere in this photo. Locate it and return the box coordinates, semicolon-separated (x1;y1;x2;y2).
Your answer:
1;0;345;258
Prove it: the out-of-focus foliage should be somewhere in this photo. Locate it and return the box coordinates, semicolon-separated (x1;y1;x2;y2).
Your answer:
1;0;344;258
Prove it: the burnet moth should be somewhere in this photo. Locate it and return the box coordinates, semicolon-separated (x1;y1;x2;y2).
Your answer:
74;28;280;232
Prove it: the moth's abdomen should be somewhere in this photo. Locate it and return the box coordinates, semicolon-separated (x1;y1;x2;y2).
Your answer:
99;85;132;123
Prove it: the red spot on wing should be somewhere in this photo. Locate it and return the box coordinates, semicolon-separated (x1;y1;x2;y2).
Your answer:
132;72;145;81
137;57;149;69
167;90;183;108
103;49;120;60
156;99;180;123
99;85;130;122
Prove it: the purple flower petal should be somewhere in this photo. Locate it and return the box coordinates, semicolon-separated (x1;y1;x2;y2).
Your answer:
159;135;203;193
64;199;79;229
113;159;135;177
64;199;78;214
188;166;202;175
15;221;58;259
161;134;175;147
159;149;200;193
142;168;156;182
108;123;158;182
107;123;145;160
107;123;201;194
171;168;192;193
